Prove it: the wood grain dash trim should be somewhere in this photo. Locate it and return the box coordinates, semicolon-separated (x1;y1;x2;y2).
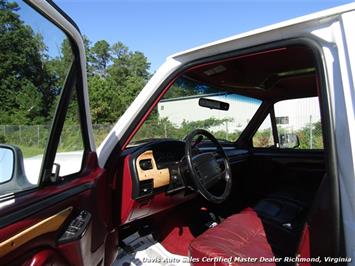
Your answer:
136;150;170;188
0;206;73;257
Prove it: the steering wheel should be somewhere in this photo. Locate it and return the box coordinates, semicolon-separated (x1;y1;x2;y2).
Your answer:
184;129;232;204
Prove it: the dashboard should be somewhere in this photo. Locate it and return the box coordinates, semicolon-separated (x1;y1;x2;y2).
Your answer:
120;139;249;223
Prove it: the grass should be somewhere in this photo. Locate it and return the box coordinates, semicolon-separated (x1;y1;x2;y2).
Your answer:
19;145;44;158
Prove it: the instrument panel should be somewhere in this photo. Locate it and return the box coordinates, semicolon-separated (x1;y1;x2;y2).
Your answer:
129;140;186;200
135;150;170;188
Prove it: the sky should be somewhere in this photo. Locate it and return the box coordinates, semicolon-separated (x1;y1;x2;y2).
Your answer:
53;0;354;72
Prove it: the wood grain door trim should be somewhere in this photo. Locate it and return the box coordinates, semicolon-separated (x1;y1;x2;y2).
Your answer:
0;206;73;257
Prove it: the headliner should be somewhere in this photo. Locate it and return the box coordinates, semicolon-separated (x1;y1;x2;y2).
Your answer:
184;45;319;101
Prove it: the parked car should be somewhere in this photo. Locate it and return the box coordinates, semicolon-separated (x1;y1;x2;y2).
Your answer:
0;1;354;265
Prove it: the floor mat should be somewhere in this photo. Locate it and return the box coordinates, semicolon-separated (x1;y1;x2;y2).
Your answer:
160;225;195;256
114;233;189;266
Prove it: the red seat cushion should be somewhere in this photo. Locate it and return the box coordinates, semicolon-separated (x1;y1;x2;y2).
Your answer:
189;208;275;266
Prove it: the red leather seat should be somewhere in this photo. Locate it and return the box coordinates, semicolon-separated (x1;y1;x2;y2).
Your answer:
189;208;275;266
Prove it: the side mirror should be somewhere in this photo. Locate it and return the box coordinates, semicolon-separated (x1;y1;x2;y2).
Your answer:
0;145;14;183
279;133;300;149
0;144;33;195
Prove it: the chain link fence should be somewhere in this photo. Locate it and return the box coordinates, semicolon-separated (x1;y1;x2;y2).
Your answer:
0;117;323;158
0;124;114;157
0;125;50;148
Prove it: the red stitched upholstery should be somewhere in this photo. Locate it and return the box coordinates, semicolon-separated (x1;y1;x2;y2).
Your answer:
189;208;275;266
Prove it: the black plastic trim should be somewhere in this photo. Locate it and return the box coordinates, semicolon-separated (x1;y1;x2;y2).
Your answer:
46;0;81;33
39;63;77;184
270;106;279;146
237;101;272;147
0;183;94;228
251;149;324;159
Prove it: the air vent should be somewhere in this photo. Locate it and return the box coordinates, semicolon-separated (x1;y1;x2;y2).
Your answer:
139;179;153;196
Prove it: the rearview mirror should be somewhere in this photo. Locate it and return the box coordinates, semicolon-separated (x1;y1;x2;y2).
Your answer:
279;133;300;149
199;98;229;111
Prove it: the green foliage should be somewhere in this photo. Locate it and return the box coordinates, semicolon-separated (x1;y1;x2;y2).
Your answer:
86;40;151;123
253;122;323;149
88;75;121;124
296;121;323;149
253;128;273;147
131;117;238;143
90;40;111;76
1;0;152;152
1;0;151;126
0;0;58;124
46;39;73;88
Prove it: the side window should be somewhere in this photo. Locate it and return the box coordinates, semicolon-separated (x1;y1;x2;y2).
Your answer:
252;114;274;148
274;97;323;149
0;1;82;194
53;89;84;177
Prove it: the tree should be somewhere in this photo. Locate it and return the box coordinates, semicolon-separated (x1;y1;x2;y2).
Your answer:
0;0;56;124
0;0;151;128
90;40;111;76
88;75;121;124
253;128;273;147
131;117;235;143
127;51;150;79
296;121;323;149
108;41;150;84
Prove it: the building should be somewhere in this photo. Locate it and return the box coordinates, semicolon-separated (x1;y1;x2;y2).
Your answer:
158;93;321;134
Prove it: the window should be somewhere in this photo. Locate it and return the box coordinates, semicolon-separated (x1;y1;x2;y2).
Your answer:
253;97;323;150
129;77;262;145
275;97;323;149
253;114;274;148
53;89;84;177
0;0;77;194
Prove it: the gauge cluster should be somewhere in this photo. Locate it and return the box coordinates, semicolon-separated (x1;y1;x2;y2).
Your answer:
129;140;187;199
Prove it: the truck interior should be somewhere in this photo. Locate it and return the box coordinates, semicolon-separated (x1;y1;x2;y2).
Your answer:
111;42;331;264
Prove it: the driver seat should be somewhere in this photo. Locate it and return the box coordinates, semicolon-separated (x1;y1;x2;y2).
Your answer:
189;208;275;265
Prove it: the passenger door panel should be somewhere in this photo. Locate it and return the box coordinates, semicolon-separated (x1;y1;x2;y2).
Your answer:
247;149;324;202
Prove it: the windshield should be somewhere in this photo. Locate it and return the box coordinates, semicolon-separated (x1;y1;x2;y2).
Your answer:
129;77;262;146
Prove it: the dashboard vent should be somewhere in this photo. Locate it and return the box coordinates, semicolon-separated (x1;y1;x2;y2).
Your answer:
139;179;153;196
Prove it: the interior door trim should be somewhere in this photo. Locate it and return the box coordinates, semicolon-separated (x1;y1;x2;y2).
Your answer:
0;183;94;228
0;206;73;257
